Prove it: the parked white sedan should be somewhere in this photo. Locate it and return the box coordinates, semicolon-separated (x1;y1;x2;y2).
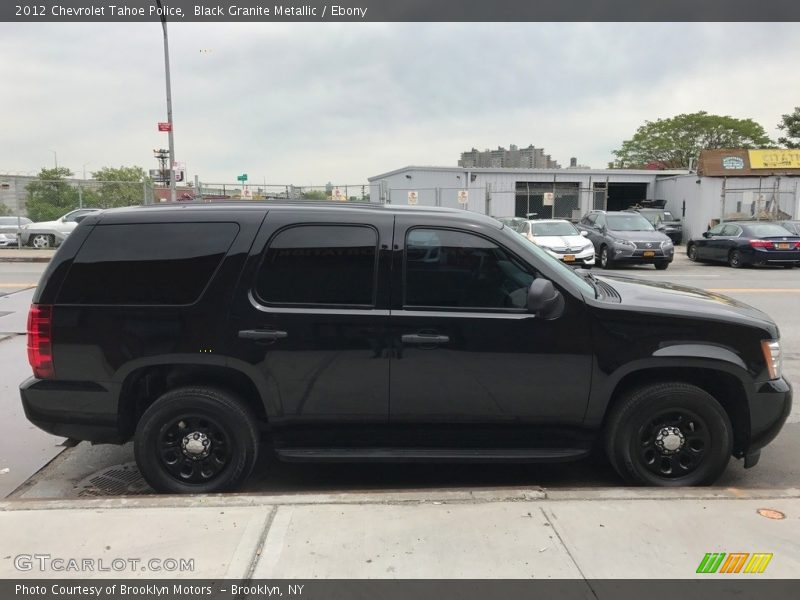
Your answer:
18;208;101;248
518;219;595;267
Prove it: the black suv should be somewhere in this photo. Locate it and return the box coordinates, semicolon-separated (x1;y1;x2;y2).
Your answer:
21;203;791;493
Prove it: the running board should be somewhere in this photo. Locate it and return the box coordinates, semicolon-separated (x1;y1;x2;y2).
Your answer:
275;447;590;463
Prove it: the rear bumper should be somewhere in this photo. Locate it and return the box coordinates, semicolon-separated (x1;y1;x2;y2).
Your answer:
747;377;792;452
20;376;125;443
745;248;800;265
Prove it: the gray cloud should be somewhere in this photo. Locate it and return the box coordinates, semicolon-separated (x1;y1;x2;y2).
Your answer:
1;22;798;183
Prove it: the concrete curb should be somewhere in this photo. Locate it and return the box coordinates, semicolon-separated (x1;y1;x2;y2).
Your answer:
0;257;51;263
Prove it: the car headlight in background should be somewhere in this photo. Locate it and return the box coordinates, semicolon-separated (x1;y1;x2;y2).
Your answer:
761;340;782;380
613;239;635;250
661;239;674;250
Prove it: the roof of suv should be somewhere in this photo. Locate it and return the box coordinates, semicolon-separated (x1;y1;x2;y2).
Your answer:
83;202;504;228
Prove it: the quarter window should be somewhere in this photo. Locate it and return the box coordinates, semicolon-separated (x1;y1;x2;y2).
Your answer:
58;223;238;305
404;228;533;309
256;225;378;306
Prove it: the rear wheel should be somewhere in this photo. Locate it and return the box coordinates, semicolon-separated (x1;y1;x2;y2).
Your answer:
134;387;260;494
605;382;732;486
687;243;698;262
728;249;743;268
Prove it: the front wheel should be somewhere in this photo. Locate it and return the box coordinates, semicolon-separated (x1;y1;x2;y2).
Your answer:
654;261;669;270
30;234;54;249
600;246;614;270
134;387;260;494
687;243;698;262
605;382;732;486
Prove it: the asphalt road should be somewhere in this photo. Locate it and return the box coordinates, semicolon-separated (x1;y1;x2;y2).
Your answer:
3;253;800;498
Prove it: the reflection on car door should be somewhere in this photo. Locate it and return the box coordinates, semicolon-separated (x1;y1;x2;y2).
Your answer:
228;211;393;446
388;217;593;442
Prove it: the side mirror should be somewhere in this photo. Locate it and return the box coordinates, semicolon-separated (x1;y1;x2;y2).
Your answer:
527;279;564;320
702;231;710;238
580;230;589;237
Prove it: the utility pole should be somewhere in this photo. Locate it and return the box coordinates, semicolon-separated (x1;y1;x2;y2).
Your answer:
156;0;177;203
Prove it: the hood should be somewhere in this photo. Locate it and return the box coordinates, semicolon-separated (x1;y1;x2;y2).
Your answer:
609;229;670;242
533;235;591;250
25;219;59;229
595;273;777;335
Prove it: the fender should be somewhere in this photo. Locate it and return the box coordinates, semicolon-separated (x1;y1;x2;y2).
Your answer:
583;343;753;426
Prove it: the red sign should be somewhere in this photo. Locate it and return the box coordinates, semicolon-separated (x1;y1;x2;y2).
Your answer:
158;122;172;132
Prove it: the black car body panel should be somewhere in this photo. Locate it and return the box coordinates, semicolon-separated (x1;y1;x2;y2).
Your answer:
20;203;791;470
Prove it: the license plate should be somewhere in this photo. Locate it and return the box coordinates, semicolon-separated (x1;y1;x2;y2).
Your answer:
563;255;575;262
777;243;790;249
643;251;655;257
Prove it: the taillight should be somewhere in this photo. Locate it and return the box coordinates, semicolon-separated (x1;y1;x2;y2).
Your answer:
750;239;772;248
27;304;54;379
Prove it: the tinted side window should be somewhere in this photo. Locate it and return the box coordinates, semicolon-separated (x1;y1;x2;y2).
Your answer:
595;214;606;228
256;225;377;306
708;224;725;236
582;214;596;226
58;223;238;305
404;228;533;310
721;224;740;236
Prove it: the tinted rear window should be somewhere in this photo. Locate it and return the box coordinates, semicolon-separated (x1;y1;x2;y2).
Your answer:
58;223;238;305
255;224;378;306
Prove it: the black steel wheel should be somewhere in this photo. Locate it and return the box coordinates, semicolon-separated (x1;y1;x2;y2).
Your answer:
135;387;259;493
605;382;732;486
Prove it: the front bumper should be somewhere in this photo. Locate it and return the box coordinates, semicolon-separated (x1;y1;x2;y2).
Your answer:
609;246;675;264
747;376;792;452
20;376;125;443
543;247;595;266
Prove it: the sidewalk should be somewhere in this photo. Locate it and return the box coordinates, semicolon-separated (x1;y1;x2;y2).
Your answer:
0;248;54;262
1;487;798;580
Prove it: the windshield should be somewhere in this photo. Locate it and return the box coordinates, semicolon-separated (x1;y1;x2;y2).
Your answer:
607;214;655;231
531;221;579;237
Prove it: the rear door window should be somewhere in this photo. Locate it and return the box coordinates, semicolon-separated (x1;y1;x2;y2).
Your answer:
58;222;239;305
255;224;378;306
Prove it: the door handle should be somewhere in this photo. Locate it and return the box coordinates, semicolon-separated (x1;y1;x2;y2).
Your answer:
401;333;450;345
238;329;288;341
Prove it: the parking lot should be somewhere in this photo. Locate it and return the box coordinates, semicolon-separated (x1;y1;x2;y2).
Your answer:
2;250;798;499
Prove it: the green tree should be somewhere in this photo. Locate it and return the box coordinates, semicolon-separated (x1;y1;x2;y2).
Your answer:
302;189;328;200
777;107;800;149
88;166;149;208
0;204;12;216
612;112;773;169
25;167;80;221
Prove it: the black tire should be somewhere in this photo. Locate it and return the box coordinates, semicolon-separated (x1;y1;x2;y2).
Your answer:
600;246;614;270
604;382;733;486
654;261;669;270
29;234;53;249
134;387;260;494
784;264;794;269
687;243;698;262
728;249;743;269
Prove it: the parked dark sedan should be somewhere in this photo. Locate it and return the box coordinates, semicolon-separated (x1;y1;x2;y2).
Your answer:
687;221;800;268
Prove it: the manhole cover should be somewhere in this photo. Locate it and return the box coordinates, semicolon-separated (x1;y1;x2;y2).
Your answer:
76;462;153;497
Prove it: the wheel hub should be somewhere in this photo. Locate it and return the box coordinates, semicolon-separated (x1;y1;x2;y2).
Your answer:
654;426;684;454
181;431;211;460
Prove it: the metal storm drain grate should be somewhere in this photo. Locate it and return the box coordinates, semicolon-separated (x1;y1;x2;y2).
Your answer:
76;462;153;497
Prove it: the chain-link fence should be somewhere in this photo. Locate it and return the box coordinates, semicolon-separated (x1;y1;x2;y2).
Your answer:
721;178;799;223
0;176;156;219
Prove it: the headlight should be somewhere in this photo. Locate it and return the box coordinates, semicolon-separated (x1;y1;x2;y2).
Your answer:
761;340;782;380
661;239;674;249
613;239;635;249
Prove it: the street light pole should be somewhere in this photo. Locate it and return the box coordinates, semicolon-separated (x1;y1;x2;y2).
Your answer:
50;150;58;170
155;0;176;203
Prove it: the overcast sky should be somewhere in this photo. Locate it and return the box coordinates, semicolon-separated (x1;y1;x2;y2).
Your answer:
1;22;798;185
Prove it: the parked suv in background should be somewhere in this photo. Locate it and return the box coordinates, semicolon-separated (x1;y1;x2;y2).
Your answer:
627;206;683;245
18;208;101;248
578;210;674;269
21;203;790;493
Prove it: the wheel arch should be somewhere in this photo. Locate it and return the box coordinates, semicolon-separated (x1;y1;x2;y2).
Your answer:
117;363;269;440
598;365;751;457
